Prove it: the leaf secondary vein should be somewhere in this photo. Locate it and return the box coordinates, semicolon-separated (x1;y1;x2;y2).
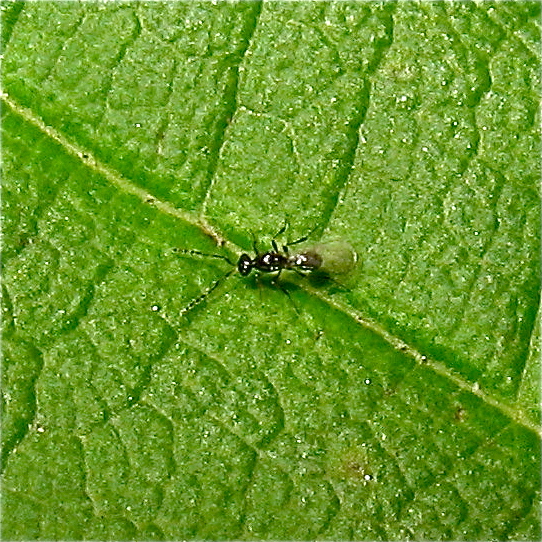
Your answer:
4;93;539;438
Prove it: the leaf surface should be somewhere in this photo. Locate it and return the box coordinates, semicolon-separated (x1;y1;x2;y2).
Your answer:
2;2;540;540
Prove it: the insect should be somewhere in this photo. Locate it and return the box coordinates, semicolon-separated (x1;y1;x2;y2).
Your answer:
175;223;357;316
237;234;322;279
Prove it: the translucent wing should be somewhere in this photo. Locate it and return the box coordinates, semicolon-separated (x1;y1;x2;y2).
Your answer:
300;241;357;275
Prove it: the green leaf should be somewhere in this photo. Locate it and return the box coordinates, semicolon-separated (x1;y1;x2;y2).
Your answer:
2;2;540;540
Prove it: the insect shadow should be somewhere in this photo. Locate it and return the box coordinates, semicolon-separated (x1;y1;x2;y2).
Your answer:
174;221;356;317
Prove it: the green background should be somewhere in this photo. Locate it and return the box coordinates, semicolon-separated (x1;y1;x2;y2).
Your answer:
2;1;540;540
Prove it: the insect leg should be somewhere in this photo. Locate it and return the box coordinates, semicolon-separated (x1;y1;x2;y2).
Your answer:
274;219;290;238
273;279;300;315
293;268;309;278
286;235;309;246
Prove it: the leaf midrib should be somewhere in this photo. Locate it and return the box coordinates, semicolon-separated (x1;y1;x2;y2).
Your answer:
4;93;539;438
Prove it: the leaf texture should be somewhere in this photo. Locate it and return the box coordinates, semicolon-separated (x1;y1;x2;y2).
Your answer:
2;2;540;540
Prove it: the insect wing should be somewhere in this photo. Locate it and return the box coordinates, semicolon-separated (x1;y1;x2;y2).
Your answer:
306;241;358;275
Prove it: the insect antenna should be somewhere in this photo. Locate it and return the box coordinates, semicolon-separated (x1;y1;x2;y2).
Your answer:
179;267;236;317
173;248;237;317
249;231;260;255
